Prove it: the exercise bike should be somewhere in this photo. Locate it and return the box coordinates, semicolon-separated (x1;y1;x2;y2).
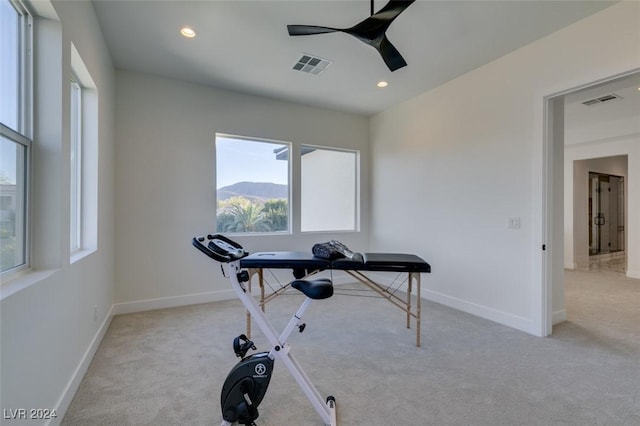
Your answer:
192;234;337;426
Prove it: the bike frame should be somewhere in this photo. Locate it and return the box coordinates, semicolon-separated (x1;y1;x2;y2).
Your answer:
225;260;337;426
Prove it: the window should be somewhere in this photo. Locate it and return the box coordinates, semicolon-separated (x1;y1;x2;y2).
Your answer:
69;44;98;259
1;0;31;274
70;74;81;251
215;135;290;234
301;146;358;232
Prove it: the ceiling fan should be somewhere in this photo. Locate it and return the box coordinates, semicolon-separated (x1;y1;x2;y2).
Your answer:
287;0;415;72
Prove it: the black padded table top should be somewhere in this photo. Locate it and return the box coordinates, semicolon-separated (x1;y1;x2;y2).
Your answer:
332;253;430;273
240;251;430;273
240;251;330;270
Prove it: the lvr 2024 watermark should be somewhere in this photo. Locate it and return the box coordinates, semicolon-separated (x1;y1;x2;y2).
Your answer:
3;408;58;420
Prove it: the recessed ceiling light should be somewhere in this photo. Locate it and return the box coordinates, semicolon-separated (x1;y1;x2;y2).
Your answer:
377;81;388;88
180;27;196;38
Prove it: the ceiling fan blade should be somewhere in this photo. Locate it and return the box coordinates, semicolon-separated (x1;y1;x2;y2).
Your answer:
374;0;416;22
377;35;407;71
287;25;339;36
350;0;415;36
286;0;414;71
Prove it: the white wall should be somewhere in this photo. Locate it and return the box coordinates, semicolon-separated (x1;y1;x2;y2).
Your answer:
113;71;369;309
369;2;640;335
0;0;115;424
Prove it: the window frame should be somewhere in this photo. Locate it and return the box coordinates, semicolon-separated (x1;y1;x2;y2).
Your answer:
300;145;360;233
69;43;99;263
69;73;82;252
0;0;32;276
215;133;292;236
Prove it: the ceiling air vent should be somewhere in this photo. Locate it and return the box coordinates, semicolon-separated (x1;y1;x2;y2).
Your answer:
582;93;623;106
292;54;332;75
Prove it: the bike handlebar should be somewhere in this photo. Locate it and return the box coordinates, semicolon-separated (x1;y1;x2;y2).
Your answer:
192;234;248;263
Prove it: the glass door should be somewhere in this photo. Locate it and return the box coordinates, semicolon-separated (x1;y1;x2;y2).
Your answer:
589;172;625;255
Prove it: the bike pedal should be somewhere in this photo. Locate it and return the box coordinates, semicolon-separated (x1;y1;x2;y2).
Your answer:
233;334;257;358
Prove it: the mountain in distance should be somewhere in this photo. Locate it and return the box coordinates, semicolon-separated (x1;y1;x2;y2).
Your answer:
217;181;288;202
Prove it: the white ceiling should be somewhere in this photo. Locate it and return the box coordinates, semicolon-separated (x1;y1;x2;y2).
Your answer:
565;72;640;124
92;0;617;116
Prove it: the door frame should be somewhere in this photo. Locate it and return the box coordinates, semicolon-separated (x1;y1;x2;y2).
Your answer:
534;68;639;337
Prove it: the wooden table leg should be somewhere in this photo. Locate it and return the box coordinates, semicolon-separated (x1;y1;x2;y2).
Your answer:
259;268;265;312
246;275;252;338
416;273;421;347
406;274;412;329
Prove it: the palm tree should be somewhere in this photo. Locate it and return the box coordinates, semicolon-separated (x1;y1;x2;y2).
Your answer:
224;203;270;232
262;199;288;231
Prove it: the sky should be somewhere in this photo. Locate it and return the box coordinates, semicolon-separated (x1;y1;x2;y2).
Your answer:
1;0;19;185
216;136;289;189
0;138;18;184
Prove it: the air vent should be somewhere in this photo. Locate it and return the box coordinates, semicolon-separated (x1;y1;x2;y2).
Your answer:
582;93;623;106
292;54;332;75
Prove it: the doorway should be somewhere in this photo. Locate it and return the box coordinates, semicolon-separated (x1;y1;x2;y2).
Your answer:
541;69;640;336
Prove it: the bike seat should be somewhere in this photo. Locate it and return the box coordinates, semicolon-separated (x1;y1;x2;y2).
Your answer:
291;279;333;300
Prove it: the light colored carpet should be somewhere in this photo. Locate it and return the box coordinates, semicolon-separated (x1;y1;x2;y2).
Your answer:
559;268;640;356
62;272;640;425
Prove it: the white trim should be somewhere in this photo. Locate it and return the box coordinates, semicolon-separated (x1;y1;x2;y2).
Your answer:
112;289;236;315
111;274;355;317
536;68;640;338
423;289;533;334
69;247;95;264
46;305;115;426
531;93;546;337
552;309;567;325
0;268;56;300
566;132;640;150
69;73;82;252
627;270;640;280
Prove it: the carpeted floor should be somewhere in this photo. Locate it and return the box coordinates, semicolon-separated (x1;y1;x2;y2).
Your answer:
557;268;640;356
62;270;639;425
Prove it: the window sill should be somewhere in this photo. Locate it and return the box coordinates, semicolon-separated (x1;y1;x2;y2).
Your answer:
300;229;359;234
0;268;58;301
70;248;96;264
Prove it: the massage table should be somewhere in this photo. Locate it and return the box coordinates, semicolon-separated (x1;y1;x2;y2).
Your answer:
239;251;431;347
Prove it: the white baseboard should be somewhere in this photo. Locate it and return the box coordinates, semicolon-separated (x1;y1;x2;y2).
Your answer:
552;309;567;325
111;274;359;317
112;289;236;315
422;289;533;333
47;305;115;426
327;273;534;333
627;269;640;279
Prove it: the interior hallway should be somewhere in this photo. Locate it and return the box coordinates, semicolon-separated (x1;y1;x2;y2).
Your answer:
558;262;640;355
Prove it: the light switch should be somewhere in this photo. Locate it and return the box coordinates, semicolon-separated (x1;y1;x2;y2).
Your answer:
508;217;521;229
